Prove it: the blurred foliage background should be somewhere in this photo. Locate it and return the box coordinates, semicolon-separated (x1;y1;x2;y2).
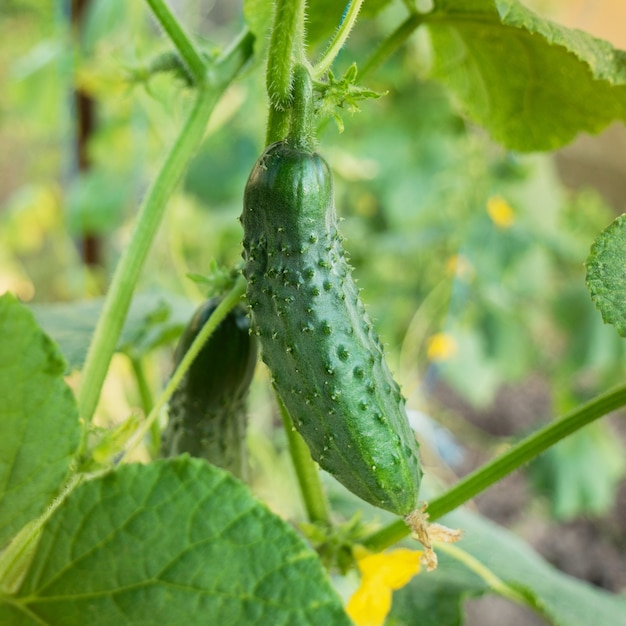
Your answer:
1;0;625;611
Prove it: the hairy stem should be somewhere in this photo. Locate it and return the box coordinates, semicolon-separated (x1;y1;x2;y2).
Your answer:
266;0;306;109
362;382;626;551
313;0;365;78
265;0;307;144
288;65;314;149
266;106;292;146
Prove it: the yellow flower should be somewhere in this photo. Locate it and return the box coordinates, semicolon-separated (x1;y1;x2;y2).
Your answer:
426;333;458;362
486;196;515;229
346;548;422;626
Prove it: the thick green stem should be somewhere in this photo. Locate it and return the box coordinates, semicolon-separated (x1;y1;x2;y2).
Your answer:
77;32;254;429
288;65;314;150
362;382;626;551
359;12;425;80
277;396;331;526
312;0;365;78
266;0;306;109
119;277;247;464
145;0;207;83
266;106;292;146
265;0;307;145
77;89;216;427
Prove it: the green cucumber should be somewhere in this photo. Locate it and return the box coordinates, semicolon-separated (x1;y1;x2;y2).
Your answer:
161;297;257;480
240;68;422;515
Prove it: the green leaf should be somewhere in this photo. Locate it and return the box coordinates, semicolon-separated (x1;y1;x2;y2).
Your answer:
3;458;352;626
425;0;626;150
585;213;626;336
390;507;626;625
0;604;28;626
494;0;626;84
30;293;195;371
0;294;81;549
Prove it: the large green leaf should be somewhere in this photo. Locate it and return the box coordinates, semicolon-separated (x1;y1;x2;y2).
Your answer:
1;458;352;626
0;294;81;549
585;213;626;337
424;0;626;150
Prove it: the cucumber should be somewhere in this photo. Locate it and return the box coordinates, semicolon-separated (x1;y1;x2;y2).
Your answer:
240;69;422;514
161;298;257;480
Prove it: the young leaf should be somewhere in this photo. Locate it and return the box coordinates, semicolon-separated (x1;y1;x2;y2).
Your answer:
585;214;626;337
425;0;626;150
316;64;386;132
2;458;352;626
0;294;81;549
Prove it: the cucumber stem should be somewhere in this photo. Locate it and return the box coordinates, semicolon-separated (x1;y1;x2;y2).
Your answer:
288;64;315;150
266;106;292;146
265;0;306;109
264;0;307;145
